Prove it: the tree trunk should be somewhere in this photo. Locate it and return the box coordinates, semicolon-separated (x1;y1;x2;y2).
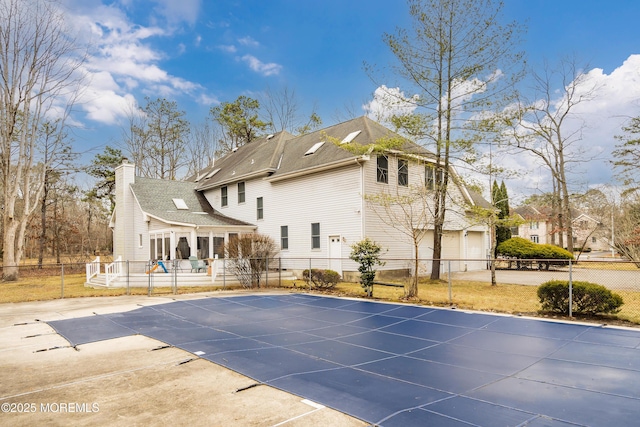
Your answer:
3;220;19;281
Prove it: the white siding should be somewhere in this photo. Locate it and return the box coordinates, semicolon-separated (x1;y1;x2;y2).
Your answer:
203;163;364;274
198;152;488;275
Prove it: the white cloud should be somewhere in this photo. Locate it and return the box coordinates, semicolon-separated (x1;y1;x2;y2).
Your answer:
150;0;201;26
363;85;418;122
55;1;212;125
238;36;260;48
497;55;640;199
240;54;282;76
218;44;237;53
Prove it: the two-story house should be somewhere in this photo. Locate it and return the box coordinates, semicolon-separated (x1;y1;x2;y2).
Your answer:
109;116;490;281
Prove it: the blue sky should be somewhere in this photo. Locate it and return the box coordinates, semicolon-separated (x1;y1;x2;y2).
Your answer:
60;0;640;198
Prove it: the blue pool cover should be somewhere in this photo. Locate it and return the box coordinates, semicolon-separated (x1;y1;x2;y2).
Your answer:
48;294;640;426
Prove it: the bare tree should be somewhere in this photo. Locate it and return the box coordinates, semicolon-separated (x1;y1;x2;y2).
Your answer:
613;116;640;190
366;180;434;299
0;0;85;280
504;58;600;252
185;120;218;178
369;0;524;280
260;85;323;135
224;234;278;288
123;97;190;180
37;121;78;267
613;189;640;265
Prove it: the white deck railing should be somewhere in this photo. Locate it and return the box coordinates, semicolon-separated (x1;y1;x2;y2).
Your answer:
210;255;219;282
105;256;122;287
86;256;101;282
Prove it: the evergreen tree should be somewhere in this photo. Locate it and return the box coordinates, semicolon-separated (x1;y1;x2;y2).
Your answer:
492;180;512;254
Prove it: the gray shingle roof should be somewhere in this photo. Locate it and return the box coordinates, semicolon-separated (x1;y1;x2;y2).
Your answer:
191;116;489;208
193;130;294;190
194;116;435;190
131;177;253;227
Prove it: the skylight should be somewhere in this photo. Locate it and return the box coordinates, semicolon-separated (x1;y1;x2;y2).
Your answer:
204;168;220;179
305;141;325;156
342;130;361;143
172;198;189;210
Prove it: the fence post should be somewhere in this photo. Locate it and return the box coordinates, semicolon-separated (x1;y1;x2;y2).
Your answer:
568;259;573;317
265;257;269;288
126;260;130;296
61;263;64;299
173;259;178;295
448;260;452;305
309;258;312;291
147;260;152;297
222;258;226;290
279;258;282;287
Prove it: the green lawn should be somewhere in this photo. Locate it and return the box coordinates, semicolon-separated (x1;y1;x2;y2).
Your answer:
2;273;639;327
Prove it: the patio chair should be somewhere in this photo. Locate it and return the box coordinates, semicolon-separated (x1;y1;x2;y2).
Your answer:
189;256;206;273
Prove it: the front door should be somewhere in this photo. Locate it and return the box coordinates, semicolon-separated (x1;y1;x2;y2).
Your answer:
328;235;342;275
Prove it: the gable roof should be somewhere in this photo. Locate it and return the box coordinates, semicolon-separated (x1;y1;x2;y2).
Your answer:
130;177;253;227
513;205;544;220
194;116;435;189
193;130;294;191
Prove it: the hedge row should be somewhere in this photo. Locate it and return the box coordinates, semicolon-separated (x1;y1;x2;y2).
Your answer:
498;237;574;260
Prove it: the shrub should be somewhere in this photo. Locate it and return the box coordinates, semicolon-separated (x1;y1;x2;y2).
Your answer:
224;234;278;288
349;238;384;297
537;280;624;315
498;237;573;260
302;269;340;289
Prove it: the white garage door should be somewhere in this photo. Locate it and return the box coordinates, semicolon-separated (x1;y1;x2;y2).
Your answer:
466;231;486;271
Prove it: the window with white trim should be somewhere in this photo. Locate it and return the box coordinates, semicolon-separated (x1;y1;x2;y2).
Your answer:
377;155;388;183
311;223;320;249
221;186;228;207
238;182;245;204
257;197;263;220
398;159;408;186
281;226;289;250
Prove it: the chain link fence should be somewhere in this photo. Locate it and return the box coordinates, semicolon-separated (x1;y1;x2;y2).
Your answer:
1;257;639;326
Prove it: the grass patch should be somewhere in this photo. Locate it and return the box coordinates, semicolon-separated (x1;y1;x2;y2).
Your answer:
281;278;640;326
3;274;640;327
572;261;639;271
0;274;245;303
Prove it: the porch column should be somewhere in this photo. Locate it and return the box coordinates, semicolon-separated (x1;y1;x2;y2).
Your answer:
190;230;197;257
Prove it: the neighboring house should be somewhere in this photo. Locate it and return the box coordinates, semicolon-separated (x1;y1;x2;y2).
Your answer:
572;212;609;252
512;206;609;251
511;206;551;244
111;116;490;279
